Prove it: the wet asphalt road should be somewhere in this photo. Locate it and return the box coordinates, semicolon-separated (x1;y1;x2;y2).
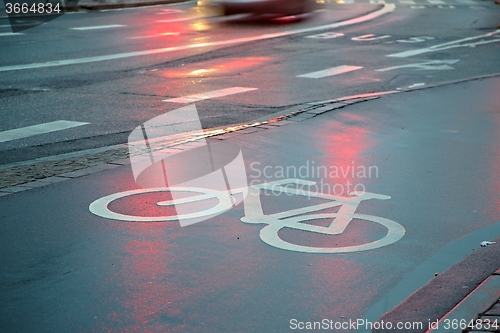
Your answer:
0;1;499;159
1;1;500;332
1;76;500;332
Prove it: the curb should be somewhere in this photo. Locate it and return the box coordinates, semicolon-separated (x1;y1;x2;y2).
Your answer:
373;236;500;333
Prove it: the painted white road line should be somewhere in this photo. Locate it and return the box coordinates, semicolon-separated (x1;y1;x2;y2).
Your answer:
155;9;183;14
129;32;180;39
305;32;344;39
387;29;500;58
71;24;125;31
297;65;363;79
0;4;395;72
0;32;24;36
157;16;207;23
398;0;416;4
376;59;459;72
0;120;89;143
352;33;391;41
427;0;446;4
163;87;258;103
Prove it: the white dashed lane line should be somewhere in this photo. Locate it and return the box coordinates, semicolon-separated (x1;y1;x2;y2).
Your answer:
163;87;258;103
156;16;204;23
71;24;125;31
0;120;89;143
297;65;363;79
0;32;24;36
128;32;180;39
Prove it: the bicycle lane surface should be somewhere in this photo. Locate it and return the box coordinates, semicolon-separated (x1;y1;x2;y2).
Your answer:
1;76;500;332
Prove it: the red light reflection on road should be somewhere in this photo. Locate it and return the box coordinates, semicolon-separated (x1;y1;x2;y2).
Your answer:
106;224;187;332
95;177;263;331
301;113;378;320
316;111;376;194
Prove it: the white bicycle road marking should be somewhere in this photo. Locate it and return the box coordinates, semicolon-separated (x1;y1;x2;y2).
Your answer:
89;187;234;222
89;178;405;253
240;179;405;253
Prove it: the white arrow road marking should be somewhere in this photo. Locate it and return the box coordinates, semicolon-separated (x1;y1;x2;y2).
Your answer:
388;30;500;57
71;24;125;31
297;65;363;78
376;59;460;72
163;87;258;103
0;120;89;143
0;4;395;72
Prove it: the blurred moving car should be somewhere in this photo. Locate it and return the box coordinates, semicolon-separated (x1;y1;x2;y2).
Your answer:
211;0;316;16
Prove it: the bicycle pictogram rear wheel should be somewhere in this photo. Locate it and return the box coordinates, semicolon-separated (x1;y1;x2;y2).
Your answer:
89;187;234;222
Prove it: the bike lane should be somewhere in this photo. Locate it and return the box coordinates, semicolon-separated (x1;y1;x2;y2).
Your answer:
1;76;500;332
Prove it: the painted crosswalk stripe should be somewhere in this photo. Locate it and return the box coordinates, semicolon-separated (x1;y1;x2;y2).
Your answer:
163;87;258;103
370;0;386;3
399;0;416;4
71;24;125;31
297;65;363;79
0;120;89;143
427;0;446;4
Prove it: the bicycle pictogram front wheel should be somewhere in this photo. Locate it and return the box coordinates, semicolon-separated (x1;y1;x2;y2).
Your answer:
257;213;405;253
